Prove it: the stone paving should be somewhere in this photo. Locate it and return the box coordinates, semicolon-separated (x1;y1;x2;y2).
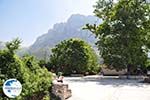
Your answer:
64;76;150;100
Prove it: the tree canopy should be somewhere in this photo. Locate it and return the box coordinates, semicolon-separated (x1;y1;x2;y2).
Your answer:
50;38;100;75
0;39;52;100
85;0;150;72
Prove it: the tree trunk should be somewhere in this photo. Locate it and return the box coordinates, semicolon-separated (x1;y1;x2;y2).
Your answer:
127;64;131;79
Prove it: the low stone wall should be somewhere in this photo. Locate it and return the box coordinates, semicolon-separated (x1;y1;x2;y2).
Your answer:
102;68;127;75
119;75;146;79
52;81;72;100
144;77;150;83
71;74;84;77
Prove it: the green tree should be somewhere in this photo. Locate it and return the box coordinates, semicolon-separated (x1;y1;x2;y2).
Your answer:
85;0;150;75
0;39;52;100
50;38;99;75
0;39;25;81
21;55;52;98
5;38;21;54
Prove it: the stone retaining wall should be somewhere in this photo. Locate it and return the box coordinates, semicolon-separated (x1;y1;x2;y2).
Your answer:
52;81;72;100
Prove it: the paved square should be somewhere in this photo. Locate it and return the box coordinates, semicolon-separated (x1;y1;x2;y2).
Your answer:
64;76;150;100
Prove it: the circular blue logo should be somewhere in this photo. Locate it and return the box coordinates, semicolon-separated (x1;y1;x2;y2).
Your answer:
3;79;22;98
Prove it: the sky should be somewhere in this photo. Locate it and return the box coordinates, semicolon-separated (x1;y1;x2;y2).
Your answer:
0;0;97;47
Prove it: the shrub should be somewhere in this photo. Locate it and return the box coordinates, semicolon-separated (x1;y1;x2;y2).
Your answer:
0;39;52;100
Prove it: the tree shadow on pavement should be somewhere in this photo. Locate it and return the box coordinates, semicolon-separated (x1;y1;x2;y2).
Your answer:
65;77;149;87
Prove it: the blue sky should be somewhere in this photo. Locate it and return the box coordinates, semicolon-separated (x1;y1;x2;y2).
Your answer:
0;0;97;47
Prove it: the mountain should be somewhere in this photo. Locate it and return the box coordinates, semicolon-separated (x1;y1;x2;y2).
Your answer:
0;41;5;49
28;14;102;59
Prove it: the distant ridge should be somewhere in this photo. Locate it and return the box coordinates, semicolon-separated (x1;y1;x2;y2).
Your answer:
0;41;5;49
26;14;102;59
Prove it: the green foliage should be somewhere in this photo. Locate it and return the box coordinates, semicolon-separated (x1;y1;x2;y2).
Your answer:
5;38;21;54
85;0;150;71
50;38;99;75
0;39;52;100
38;59;47;68
145;59;150;70
57;72;63;77
21;55;52;98
38;59;52;71
0;39;26;81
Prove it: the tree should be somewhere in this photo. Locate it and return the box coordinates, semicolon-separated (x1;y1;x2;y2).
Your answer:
5;38;21;54
21;55;52;99
50;38;99;75
0;39;52;100
85;0;150;75
0;39;25;81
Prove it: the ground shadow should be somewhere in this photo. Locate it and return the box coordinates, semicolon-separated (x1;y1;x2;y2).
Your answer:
64;76;150;87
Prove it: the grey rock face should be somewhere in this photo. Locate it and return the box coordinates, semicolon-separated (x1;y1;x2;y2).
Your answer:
29;14;102;59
